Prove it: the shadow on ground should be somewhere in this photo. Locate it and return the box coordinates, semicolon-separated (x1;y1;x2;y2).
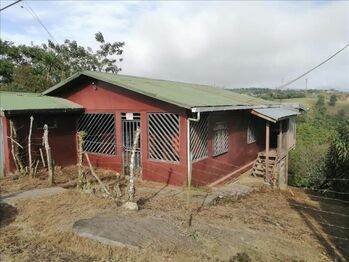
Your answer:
0;203;18;227
288;192;349;261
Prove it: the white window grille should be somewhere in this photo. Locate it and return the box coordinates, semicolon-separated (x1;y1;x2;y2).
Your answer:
247;121;257;144
148;113;180;163
213;122;229;156
78;113;116;155
190;113;208;162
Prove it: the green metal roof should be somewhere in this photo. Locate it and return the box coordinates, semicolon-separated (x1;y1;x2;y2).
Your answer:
0;91;83;116
43;71;274;110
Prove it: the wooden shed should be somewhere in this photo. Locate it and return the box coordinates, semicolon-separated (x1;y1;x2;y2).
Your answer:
0;92;83;176
41;71;299;187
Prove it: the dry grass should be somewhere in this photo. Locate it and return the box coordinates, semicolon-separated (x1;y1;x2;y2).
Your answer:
1;175;348;261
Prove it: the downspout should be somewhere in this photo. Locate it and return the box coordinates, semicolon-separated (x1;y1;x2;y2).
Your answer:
187;112;200;206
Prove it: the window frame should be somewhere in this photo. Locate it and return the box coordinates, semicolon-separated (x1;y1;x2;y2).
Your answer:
77;112;116;156
147;112;180;164
247;120;257;144
212;121;229;157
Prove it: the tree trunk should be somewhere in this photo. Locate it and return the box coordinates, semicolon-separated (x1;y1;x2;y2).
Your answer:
42;124;54;185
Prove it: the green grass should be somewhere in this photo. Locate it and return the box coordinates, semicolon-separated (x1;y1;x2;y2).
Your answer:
280;97;349;117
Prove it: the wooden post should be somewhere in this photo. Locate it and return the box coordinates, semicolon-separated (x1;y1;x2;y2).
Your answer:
278;121;282;157
85;153;112;197
42;124;54;185
265;121;270;183
77;132;86;190
28;116;34;176
39;148;46;168
9;120;25;174
285;120;289;187
33;160;39;177
127;127;141;202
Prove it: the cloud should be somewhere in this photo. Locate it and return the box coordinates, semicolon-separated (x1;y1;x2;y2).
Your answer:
1;1;348;90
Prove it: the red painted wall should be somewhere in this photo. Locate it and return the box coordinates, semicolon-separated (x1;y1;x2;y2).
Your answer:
59;79;188;186
192;111;265;185
4;114;79;174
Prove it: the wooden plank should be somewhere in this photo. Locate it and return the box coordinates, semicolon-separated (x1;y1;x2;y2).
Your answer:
265;121;270;181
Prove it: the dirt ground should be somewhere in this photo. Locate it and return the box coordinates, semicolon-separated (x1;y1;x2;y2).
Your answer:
0;170;348;262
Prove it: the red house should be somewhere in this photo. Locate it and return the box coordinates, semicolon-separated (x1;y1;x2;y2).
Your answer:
39;71;299;187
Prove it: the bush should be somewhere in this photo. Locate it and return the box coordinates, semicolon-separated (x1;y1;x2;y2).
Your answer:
323;120;349;193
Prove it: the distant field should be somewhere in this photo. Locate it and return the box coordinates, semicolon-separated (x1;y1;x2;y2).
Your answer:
280;97;349;117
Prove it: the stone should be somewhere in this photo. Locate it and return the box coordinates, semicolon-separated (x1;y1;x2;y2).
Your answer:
123;201;138;211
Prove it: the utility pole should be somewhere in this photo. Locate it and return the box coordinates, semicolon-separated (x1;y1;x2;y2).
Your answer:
305;78;308;90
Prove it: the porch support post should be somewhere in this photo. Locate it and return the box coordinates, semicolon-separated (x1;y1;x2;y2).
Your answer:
186;118;192;207
278;121;282;157
265;121;270;182
285;120;289;186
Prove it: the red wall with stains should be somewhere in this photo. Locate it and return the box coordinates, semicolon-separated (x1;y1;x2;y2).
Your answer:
4;114;79;175
192;111;265;185
59;79;188;186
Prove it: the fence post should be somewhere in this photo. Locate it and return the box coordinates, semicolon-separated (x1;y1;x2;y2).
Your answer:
42;124;54;185
28;116;34;177
9;120;25;175
77;131;86;190
127;127;141;202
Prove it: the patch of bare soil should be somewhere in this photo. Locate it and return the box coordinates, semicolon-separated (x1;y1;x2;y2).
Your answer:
1;176;348;261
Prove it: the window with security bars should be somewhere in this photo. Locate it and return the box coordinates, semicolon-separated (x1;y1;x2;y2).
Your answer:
247;121;257;144
148;113;180;163
78;113;116;155
213;122;229;156
190;113;208;162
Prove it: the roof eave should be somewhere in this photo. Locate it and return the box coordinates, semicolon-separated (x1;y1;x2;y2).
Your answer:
191;104;282;113
3;108;84;117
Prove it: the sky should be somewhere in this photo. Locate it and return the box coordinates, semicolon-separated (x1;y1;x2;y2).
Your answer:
1;0;349;91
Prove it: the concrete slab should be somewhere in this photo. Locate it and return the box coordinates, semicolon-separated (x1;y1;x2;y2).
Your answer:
73;213;190;249
0;187;67;205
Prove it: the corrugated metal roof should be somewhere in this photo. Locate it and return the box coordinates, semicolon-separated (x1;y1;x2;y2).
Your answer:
0;91;83;115
251;107;299;122
43;71;274;110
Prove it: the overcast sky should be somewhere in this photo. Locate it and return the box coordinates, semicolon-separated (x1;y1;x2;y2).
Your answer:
1;1;349;90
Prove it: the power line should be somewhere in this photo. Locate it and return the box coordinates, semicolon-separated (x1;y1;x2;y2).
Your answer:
278;43;349;89
244;43;349;104
21;1;58;44
0;0;23;12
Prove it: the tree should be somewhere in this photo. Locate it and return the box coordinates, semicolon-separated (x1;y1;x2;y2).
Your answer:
328;94;337;106
0;32;124;93
315;95;325;107
323;120;349;194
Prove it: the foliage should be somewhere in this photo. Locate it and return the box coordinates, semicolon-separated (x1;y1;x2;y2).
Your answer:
0;32;124;93
288;114;335;187
315;95;325;107
231;88;307;100
322;120;349;193
328;94;337;106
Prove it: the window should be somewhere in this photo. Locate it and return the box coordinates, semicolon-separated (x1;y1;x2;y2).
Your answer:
78;113;116;155
213;122;229;156
190;113;208;162
247;121;257;144
36;119;57;129
148;113;180;163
